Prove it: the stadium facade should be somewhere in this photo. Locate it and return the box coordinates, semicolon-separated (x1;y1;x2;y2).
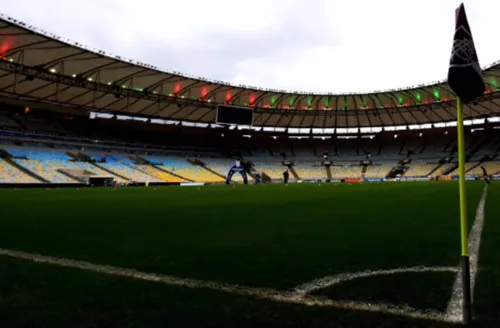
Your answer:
0;14;499;186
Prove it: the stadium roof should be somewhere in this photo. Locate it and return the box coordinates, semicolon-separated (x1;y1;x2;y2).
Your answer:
1;13;500;129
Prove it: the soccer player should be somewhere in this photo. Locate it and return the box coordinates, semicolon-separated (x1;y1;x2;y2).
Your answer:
481;166;490;185
283;169;289;185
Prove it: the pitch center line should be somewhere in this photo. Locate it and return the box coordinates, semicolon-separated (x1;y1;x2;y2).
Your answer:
445;185;488;322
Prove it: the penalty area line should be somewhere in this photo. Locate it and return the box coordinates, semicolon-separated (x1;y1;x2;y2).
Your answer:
445;185;488;323
0;247;448;323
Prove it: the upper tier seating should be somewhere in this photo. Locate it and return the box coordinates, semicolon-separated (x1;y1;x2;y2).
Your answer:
0;114;21;128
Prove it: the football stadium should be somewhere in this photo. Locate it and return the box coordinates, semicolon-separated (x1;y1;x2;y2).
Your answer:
0;5;500;328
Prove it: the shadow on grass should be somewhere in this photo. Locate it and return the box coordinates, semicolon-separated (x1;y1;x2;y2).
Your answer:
0;257;461;328
311;271;456;313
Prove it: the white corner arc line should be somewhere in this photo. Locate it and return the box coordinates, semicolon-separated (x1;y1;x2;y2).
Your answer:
294;266;458;296
445;185;488;323
0;247;451;322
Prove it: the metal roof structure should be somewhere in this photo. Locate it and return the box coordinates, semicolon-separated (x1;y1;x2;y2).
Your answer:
1;13;500;129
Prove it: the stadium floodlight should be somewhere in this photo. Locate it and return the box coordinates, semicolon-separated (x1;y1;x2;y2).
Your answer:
49;68;56;73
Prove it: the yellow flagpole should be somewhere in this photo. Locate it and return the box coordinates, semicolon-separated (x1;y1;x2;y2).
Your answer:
456;97;468;256
456;96;472;325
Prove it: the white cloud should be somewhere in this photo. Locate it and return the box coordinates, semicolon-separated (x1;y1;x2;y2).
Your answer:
1;0;499;93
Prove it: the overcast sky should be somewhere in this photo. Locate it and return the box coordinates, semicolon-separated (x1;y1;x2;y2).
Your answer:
1;0;499;93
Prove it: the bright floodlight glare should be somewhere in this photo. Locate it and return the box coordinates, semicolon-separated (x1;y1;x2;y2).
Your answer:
49;68;56;73
72;74;76;78
419;132;423;137
394;134;398;138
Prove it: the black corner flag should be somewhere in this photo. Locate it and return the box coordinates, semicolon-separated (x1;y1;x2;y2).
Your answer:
447;4;485;327
448;3;485;103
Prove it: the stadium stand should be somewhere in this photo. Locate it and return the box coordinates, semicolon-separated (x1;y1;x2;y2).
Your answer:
331;165;362;179
447;162;480;176
68;161;128;183
364;164;394;178
336;139;359;158
146;156;224;183
0;158;40;183
5;149;78;183
293;147;315;158
0;114;21;129
293;162;327;180
133;165;187;183
253;162;285;180
95;155;162;183
173;165;224;183
201;158;249;182
1;104;500;185
433;163;457;177
404;162;436;177
359;137;379;157
468;161;500;175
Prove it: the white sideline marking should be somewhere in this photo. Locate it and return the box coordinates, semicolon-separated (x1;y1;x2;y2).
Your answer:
0;247;452;322
445;185;488;323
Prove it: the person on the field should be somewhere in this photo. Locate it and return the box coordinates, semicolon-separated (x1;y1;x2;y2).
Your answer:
283;169;289;185
481;166;490;184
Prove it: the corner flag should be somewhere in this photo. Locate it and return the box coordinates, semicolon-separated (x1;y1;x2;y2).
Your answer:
447;4;485;326
448;4;485;103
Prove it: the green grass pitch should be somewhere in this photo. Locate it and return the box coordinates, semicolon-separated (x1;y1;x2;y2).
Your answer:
0;181;499;328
